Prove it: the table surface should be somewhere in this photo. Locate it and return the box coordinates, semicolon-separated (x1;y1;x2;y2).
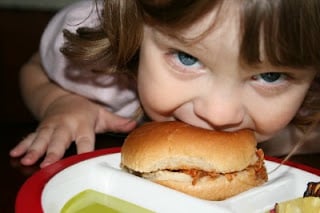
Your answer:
1;122;320;213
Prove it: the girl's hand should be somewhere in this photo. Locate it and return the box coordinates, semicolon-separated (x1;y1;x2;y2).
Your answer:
10;93;137;168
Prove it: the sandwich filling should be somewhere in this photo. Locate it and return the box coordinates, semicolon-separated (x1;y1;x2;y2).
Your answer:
123;149;267;185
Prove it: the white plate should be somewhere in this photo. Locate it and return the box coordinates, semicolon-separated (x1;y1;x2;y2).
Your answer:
41;152;319;213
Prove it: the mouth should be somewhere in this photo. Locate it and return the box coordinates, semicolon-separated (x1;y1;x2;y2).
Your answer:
173;117;251;132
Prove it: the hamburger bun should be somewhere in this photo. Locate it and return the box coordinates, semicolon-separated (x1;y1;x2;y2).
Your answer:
121;121;268;200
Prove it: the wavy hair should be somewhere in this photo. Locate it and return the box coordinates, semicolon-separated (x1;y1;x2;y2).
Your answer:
61;0;320;145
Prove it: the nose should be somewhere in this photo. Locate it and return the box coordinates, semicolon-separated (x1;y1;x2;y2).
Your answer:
193;91;245;130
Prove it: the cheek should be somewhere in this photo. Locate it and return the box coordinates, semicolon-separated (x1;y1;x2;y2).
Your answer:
256;108;296;134
137;55;178;119
251;93;307;140
137;76;177;121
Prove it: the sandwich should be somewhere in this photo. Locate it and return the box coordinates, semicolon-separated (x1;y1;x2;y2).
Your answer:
120;121;268;200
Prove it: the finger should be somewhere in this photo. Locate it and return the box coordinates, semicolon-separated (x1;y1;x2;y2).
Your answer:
19;127;55;166
25;126;55;154
40;126;74;167
46;125;73;154
39;152;62;168
115;119;137;132
75;135;95;154
11;126;55;166
20;149;44;166
9;133;37;157
100;111;138;133
74;124;95;154
21;126;64;165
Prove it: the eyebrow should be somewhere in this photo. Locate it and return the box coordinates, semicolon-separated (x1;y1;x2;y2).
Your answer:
152;30;208;54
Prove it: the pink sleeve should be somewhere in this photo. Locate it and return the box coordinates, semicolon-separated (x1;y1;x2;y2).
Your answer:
39;0;140;118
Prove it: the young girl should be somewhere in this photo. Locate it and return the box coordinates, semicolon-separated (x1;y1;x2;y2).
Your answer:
10;0;320;168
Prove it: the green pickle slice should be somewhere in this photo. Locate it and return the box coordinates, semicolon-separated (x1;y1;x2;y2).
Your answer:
61;189;154;213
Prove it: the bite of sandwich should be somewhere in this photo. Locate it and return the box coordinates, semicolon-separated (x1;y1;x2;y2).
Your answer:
121;121;268;200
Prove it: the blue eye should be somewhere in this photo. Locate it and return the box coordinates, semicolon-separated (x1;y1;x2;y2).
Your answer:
177;52;198;66
260;73;282;82
253;72;287;84
167;50;204;74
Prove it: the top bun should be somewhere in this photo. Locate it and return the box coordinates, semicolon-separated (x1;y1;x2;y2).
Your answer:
121;121;258;173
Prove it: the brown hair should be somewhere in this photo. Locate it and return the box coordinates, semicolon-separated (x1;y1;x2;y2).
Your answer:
61;0;143;73
61;0;320;135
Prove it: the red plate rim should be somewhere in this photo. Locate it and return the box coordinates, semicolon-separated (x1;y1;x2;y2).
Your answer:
15;147;121;213
15;147;319;213
265;155;320;176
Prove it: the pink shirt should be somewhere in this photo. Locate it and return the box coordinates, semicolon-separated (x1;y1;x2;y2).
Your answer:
40;0;139;118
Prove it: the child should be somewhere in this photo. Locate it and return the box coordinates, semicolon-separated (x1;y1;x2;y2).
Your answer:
10;0;320;168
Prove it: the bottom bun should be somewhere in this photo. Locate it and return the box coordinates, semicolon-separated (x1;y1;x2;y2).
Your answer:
142;166;267;200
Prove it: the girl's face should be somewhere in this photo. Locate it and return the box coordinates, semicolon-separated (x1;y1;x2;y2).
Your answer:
137;5;316;142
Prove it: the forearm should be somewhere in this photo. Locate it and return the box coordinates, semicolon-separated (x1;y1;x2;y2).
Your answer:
19;53;72;120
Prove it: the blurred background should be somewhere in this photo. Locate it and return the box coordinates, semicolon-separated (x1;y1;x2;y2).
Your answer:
0;0;77;125
0;2;74;212
0;0;77;10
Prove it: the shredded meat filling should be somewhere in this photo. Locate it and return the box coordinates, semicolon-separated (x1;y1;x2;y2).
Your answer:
125;149;267;186
176;149;266;185
181;169;220;185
